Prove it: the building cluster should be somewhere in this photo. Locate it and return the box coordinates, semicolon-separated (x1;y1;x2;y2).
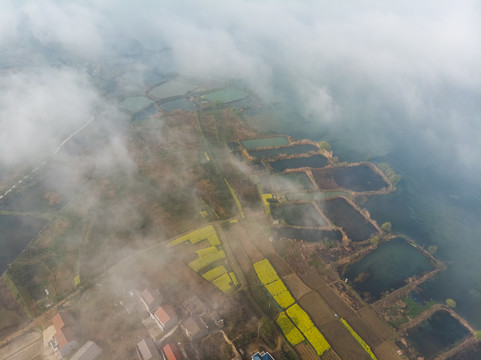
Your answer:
46;311;102;359
135;288;226;360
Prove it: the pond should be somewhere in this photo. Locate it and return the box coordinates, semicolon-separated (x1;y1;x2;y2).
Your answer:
344;237;434;301
268;155;329;173
270;203;328;227
202;88;250;103
273;227;343;244
447;342;481;360
285;191;350;202
0;215;47;274
248;144;318;159
161;98;196;112
312;164;388;192
149;80;199;99
320;197;377;242
119;96;153;113
271;172;315;192
241;136;290;150
0;161;84;212
131;103;158;122
406;310;470;360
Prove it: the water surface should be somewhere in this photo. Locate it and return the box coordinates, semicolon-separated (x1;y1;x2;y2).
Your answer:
268;155;328;172
406;310;470;360
344;237;434;301
320;197;377;242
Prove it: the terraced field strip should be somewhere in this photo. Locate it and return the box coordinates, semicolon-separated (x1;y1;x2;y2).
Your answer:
301;271;383;343
169;224;220;246
244;223;292;276
340;318;378;360
321;349;342;360
277;312;305;345
170;225;238;293
220;224;252;279
295;343;319;360
224;178;245;218
253;258;330;356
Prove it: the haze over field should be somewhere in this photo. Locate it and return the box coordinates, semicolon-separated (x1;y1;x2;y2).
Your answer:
1;0;481;354
1;0;479;174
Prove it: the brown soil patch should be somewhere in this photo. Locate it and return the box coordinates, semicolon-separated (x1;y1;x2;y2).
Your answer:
282;273;311;300
295;342;319;360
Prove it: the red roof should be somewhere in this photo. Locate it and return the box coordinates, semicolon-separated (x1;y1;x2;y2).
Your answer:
52;311;74;332
154;305;177;326
54;326;76;349
163;343;182;360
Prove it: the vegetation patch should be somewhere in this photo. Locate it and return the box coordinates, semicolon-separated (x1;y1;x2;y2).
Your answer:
277;312;305;345
202;265;228;281
253;258;279;285
340;318;378;360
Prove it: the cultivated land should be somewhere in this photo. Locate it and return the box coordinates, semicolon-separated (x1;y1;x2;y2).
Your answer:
0;71;475;360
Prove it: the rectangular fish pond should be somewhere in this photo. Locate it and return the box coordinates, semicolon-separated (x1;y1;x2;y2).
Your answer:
273;227;343;244
270;203;329;228
248;144;318;159
160;98;196;112
149;80;199;99
319;197;377;242
119;96;154;113
268;154;329;173
342;237;434;302
202;88;250;103
406;310;471;360
312;164;388;192
241;136;290;150
271;172;315;192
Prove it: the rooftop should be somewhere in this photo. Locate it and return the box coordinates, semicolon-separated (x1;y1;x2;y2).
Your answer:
70;341;102;360
54;326;76;349
52;311;74;332
162;343;182;360
140;288;162;306
183;295;207;316
153;305;177;326
136;337;161;360
252;351;275;360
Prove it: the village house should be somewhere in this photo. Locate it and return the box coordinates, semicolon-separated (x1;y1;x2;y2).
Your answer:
152;305;178;332
140;288;163;312
162;343;183;360
182;315;208;341
50;311;79;358
183;295;207;316
251;351;275;360
136;336;162;360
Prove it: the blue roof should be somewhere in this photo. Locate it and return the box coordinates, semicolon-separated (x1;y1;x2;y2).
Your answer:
251;351;274;360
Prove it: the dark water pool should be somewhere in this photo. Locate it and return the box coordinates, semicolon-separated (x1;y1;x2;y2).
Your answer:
273;227;343;243
344;237;434;301
0;215;47;274
268;155;329;172
407;310;470;359
271;203;328;227
132;103;158;122
312;164;388;192
241;136;290;149
248;144;317;159
161;98;196;112
271;172;315;192
320;197;377;242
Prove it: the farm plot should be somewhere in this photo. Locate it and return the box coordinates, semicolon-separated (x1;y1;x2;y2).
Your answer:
286;304;331;356
169;225;237;293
